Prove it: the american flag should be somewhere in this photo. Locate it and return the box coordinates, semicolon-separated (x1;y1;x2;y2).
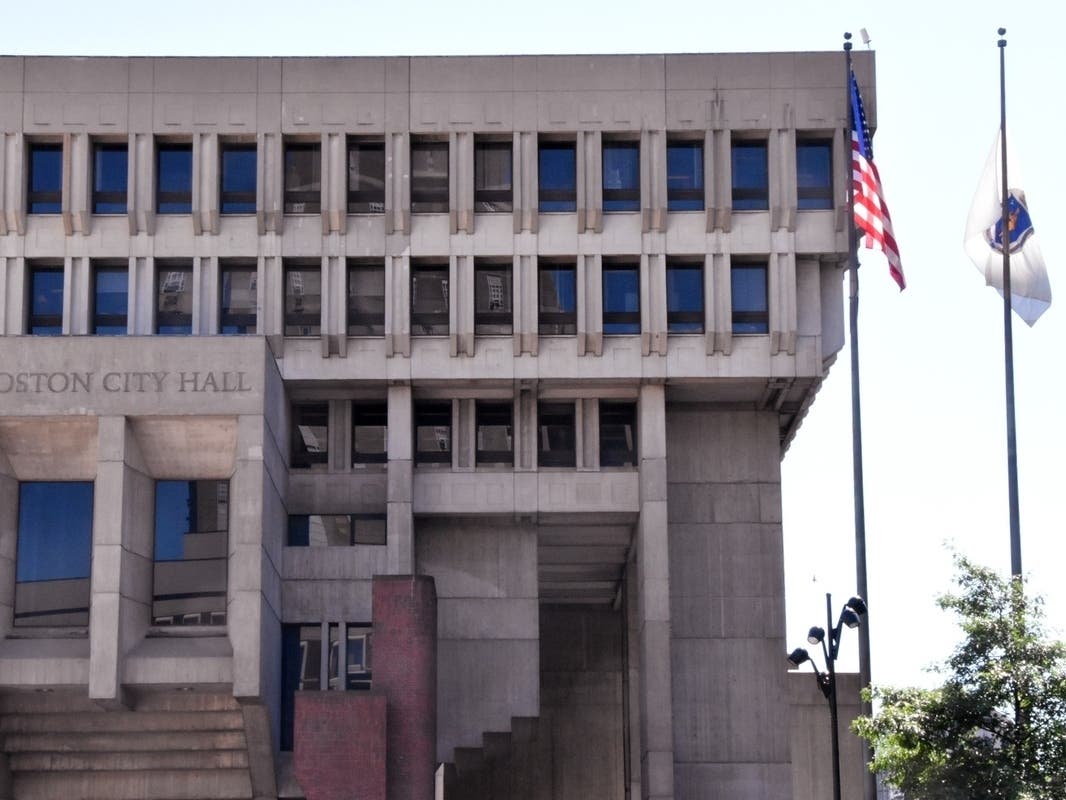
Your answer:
850;72;905;290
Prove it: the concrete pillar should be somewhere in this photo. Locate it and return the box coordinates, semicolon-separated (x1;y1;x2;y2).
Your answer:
386;385;414;574
635;384;674;800
372;575;437;800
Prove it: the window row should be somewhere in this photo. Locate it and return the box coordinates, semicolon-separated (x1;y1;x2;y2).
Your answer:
291;399;638;470
23;259;768;337
22;135;833;217
14;480;228;628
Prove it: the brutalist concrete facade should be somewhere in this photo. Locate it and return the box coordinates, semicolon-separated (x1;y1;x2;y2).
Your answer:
0;52;870;800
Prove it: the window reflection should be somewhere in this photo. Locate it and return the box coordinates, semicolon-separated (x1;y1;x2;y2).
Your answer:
538;263;577;335
156;263;193;334
538;141;576;212
731;140;769;211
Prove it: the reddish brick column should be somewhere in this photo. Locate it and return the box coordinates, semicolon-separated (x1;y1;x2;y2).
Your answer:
294;692;386;800
372;575;437;800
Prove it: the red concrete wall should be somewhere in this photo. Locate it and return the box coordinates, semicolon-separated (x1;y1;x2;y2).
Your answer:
294;692;387;800
372;575;437;800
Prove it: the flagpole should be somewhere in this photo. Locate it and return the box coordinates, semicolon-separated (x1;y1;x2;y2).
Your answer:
997;27;1023;578
843;32;877;800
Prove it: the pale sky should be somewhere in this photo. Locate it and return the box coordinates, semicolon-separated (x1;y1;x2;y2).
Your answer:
5;0;1062;688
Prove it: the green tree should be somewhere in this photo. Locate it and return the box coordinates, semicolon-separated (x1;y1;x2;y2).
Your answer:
854;556;1066;800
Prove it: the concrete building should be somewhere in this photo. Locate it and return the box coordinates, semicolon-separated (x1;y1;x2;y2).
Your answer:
0;51;871;800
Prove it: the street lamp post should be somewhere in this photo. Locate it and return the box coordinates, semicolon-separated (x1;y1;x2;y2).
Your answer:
788;593;868;800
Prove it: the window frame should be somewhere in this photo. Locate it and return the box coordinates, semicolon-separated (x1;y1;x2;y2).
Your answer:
283;141;321;214
474;260;513;336
599;401;638;468
602;139;640;212
731;262;770;334
287;514;387;547
92;263;128;335
352;401;388;465
410;139;449;214
291;402;330;470
665;261;704;334
219;261;258;335
537;402;576;468
538;261;577;336
220;141;257;214
346;260;386;337
602;262;641;335
538;139;577;212
474;138;513;213
155;261;194;335
475;401;514;466
731;138;769;211
27;141;62;214
26;263;63;335
666;139;705;212
156;141;192;214
410;262;449;336
92;141;129;215
414;401;453;465
347;137;385;214
284;261;322;337
796;138;834;210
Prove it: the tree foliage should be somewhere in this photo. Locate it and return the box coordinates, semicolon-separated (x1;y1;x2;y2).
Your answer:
854;556;1066;799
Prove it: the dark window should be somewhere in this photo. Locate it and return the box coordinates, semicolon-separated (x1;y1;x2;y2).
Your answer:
156;143;192;214
667;140;704;211
731;140;769;211
474;261;512;335
15;482;92;627
93;142;128;214
602;140;639;212
284;263;321;336
411;263;448;336
538;140;576;212
538;262;577;335
414;401;452;464
797;139;833;210
27;143;62;213
474;139;513;212
347;138;385;213
284;143;321;214
476;401;513;466
291;403;329;469
219;262;257;334
220;143;256;214
352;402;388;464
153;480;228;626
93;265;128;335
347;261;385;336
732;263;769;334
602;263;640;335
538;403;576;468
411;140;448;213
600;402;637;467
287;514;386;546
666;262;703;333
156;263;193;334
27;265;63;335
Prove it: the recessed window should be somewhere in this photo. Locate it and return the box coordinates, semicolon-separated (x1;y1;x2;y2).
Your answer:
411;139;448;213
220;143;256;214
731;139;769;211
26;264;63;335
153;480;228;626
797;139;833;210
284;142;321;214
666;262;703;333
352;402;388;464
602;262;640;335
27;142;62;213
476;401;513;466
667;140;704;211
602;140;639;212
219;262;257;334
414;401;452;464
284;262;321;336
474;139;513;213
538;140;576;212
411;262;449;336
600;401;637;467
474;261;512;336
92;142;128;214
288;514;386;547
538;262;577;336
347;260;385;337
291;403;329;470
538;402;576;468
156;142;192;214
156;262;193;335
731;263;769;334
93;264;128;335
347;138;385;214
15;481;93;627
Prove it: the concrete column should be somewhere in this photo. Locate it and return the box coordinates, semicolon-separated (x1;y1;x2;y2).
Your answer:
635;384;674;800
386;385;414;574
372;575;437;800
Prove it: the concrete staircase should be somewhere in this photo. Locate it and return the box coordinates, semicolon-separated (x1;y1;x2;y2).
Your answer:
444;716;552;800
0;691;254;800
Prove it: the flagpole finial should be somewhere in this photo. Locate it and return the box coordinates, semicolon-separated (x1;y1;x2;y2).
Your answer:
998;28;1007;48
844;32;852;52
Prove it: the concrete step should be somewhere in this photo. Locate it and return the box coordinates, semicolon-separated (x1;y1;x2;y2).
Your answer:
482;731;511;760
510;716;539;744
1;710;245;734
3;728;247;753
9;748;250;772
133;691;240;713
12;768;253;800
0;692;99;715
452;746;485;776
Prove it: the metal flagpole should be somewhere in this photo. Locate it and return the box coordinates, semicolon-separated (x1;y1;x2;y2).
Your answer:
997;27;1023;578
843;32;877;800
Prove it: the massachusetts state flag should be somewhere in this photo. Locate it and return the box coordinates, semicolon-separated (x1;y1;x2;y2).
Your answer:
850;73;904;290
963;132;1051;326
